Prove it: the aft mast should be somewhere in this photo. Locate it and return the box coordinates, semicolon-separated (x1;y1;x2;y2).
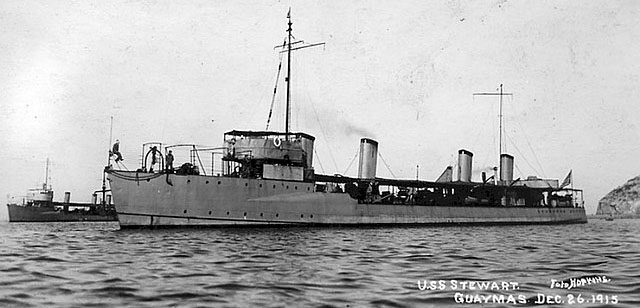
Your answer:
473;84;513;183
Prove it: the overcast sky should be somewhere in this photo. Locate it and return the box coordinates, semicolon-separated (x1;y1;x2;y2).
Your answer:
1;0;638;219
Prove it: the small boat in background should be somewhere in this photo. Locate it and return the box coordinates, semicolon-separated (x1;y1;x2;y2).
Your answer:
6;159;117;222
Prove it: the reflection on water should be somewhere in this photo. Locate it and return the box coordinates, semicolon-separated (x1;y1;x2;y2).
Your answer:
0;219;638;307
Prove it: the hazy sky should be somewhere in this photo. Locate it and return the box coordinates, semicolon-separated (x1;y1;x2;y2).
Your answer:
1;0;639;219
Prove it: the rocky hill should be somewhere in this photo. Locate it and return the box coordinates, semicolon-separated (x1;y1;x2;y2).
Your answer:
597;176;640;215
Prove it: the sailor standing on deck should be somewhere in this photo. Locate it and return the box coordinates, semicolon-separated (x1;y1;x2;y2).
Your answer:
149;146;159;172
111;140;123;163
166;150;174;172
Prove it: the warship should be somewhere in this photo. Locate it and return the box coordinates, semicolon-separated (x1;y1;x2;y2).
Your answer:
106;13;587;228
7;159;117;222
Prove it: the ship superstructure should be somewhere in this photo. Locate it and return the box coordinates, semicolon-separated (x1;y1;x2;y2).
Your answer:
106;12;586;228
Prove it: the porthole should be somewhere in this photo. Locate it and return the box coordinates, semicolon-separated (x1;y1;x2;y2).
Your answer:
259;184;263;188
243;212;247;216
307;187;310;191
208;211;212;215
310;214;314;218
301;214;304;218
218;181;221;185
273;185;276;189
245;183;248;187
260;213;263;217
286;185;289;189
226;211;230;215
294;186;298;190
206;181;209;184
275;213;279;217
183;210;187;214
187;179;191;183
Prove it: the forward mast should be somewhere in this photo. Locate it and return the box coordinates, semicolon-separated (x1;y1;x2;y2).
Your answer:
278;9;324;140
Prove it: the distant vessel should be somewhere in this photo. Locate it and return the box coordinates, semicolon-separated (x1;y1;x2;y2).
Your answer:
7;159;117;222
107;13;586;228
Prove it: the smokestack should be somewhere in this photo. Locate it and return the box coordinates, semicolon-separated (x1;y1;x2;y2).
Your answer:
64;192;71;204
357;138;378;179
457;149;473;182
500;154;514;184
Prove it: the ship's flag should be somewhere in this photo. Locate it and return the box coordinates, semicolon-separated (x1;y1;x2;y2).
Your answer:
287;8;290;18
561;170;572;188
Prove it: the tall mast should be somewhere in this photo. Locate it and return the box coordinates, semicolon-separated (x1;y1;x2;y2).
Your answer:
273;9;324;139
285;9;293;140
473;84;513;181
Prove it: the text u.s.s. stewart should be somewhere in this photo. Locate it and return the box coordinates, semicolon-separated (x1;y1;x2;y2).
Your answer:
418;280;519;291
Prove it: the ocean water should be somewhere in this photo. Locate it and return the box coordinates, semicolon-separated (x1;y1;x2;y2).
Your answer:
0;219;638;308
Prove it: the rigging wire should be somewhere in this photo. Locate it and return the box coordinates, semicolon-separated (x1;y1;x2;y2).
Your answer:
506;134;543;177
343;147;360;175
472;94;499;169
511;110;547;178
479;99;497;170
284;37;338;172
293;55;301;131
377;151;397;179
265;38;287;130
514;162;525;180
313;148;325;174
305;89;340;173
502;113;507;154
501;94;547;178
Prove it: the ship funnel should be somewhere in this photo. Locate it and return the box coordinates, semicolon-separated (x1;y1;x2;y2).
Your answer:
64;192;71;204
457;149;473;182
500;154;514;184
357;138;378;179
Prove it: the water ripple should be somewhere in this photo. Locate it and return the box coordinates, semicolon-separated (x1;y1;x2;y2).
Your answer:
0;220;639;307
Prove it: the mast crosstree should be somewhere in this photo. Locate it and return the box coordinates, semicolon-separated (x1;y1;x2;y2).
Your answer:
273;9;325;140
473;84;513;181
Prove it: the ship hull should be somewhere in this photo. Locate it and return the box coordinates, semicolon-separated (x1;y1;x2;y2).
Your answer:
6;204;117;222
109;171;587;228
